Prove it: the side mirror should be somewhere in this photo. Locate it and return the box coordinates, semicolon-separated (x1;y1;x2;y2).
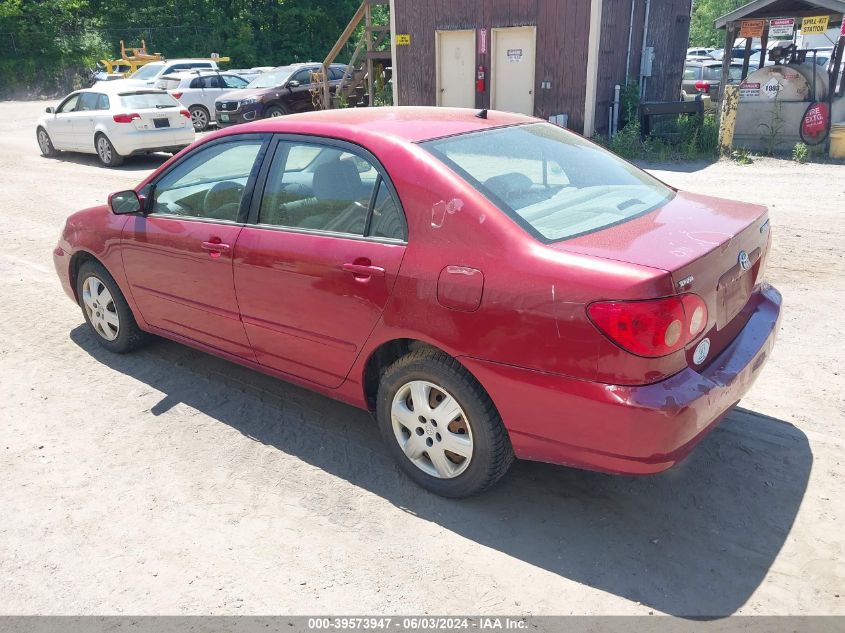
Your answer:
45;106;55;114
109;190;144;215
287;80;301;88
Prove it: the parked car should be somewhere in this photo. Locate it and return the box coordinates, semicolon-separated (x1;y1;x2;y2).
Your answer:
687;47;715;57
98;59;221;89
157;71;252;131
53;107;780;497
214;62;350;126
91;61;132;84
36;86;194;167
710;47;759;61
681;60;743;101
227;66;274;82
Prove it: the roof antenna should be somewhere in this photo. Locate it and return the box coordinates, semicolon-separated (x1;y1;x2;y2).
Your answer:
475;109;488;119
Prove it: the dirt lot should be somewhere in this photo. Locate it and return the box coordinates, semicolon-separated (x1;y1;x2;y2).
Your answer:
0;99;843;618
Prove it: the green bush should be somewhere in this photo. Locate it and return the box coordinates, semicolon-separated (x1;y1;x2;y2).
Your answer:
792;142;809;164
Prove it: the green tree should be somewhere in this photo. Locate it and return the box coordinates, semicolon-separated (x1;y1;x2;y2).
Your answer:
689;0;750;47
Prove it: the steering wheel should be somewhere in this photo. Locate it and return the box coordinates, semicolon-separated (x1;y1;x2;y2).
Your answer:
203;181;245;218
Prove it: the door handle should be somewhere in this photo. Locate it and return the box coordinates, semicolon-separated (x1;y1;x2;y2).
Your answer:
342;262;385;279
201;240;231;256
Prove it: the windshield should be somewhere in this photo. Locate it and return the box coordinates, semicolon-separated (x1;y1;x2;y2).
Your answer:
119;91;179;109
130;63;164;80
422;123;674;243
248;67;294;88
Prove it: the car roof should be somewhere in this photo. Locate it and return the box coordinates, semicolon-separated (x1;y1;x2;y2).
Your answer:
215;106;536;144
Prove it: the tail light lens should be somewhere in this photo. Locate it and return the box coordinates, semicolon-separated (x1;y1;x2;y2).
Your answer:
587;294;708;358
179;109;191;118
694;80;711;92
112;112;141;123
171;91;183;99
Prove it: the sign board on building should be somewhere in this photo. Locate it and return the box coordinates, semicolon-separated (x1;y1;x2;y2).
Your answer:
740;19;765;38
769;18;795;38
395;34;411;45
801;15;830;34
507;48;523;63
479;28;487;54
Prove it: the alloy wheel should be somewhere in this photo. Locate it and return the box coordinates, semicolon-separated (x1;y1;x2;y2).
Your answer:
391;380;474;479
191;108;208;131
38;129;51;154
81;275;120;341
97;136;112;163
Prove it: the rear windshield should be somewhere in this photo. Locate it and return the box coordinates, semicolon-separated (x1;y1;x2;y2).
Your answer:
422;123;673;242
119;91;179;109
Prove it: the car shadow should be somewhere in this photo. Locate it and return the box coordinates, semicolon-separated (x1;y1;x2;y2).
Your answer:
69;325;812;618
44;151;170;171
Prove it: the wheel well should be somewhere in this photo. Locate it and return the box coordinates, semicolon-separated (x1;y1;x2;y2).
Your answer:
362;339;448;411
69;251;98;300
190;104;209;113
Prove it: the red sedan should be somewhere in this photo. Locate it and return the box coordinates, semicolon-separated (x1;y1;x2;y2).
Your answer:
53;107;781;497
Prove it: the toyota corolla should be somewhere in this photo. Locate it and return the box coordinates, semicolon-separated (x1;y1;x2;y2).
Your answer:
53;107;781;497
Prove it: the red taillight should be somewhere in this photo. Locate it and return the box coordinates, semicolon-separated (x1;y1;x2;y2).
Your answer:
587;294;708;358
112;112;141;123
171;91;183;99
179;108;191;118
694;80;710;92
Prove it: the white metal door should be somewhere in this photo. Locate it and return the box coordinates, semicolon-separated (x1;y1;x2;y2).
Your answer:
437;30;476;108
491;26;536;115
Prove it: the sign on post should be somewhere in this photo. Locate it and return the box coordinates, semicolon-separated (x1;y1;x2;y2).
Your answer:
395;34;411;46
769;18;795;38
740;19;765;38
801;16;830;34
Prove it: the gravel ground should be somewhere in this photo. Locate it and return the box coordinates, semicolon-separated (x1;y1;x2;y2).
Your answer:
0;100;843;617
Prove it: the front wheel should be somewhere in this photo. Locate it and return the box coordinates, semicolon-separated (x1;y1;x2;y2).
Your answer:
95;133;124;167
264;105;287;118
376;349;514;498
76;260;148;353
36;127;58;157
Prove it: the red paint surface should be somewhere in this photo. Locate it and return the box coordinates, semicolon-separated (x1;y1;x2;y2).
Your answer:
54;107;782;475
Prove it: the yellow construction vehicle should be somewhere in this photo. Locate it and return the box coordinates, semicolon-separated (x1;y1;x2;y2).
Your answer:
93;40;230;82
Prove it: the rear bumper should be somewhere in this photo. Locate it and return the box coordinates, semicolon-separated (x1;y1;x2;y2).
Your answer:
109;127;195;156
462;283;782;475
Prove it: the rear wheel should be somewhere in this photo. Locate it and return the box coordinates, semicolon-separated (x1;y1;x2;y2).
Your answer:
376;349;514;497
264;105;287;118
36;127;58;157
95;133;124;167
189;105;210;131
76;260;147;353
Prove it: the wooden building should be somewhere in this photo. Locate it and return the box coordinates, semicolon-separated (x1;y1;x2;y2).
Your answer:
388;0;693;136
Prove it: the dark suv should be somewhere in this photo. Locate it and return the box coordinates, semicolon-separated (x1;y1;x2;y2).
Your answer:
215;63;350;126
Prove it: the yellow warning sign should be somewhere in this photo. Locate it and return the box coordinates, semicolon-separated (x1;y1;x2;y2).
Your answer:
801;15;830;34
395;34;411;45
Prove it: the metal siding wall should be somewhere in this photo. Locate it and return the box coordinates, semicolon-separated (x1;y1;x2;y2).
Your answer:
395;0;592;133
643;0;692;102
595;0;635;135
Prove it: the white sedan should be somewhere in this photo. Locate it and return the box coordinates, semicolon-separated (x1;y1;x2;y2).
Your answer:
36;86;195;167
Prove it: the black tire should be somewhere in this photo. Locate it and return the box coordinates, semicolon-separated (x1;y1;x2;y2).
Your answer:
189;105;210;131
94;133;124;167
264;104;287;118
36;127;58;157
376;348;514;498
76;260;148;354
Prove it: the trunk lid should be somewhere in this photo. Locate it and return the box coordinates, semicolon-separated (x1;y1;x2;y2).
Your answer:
557;190;771;359
131;106;189;131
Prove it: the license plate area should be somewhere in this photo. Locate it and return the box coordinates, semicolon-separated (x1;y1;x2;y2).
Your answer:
219;114;229;122
717;247;761;328
153;118;170;129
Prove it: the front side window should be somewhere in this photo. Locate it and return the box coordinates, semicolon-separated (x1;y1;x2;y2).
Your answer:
222;74;249;89
291;68;314;85
259;141;403;239
422;123;673;243
151;139;264;222
57;94;80;113
77;92;99;111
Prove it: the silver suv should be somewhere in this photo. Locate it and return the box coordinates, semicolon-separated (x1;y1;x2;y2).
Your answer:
157;71;251;131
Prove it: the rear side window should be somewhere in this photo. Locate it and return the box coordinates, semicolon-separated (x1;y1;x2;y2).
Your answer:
119;92;179;109
683;66;700;80
422;123;673;243
258;142;404;240
189;77;205;89
97;93;110;110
